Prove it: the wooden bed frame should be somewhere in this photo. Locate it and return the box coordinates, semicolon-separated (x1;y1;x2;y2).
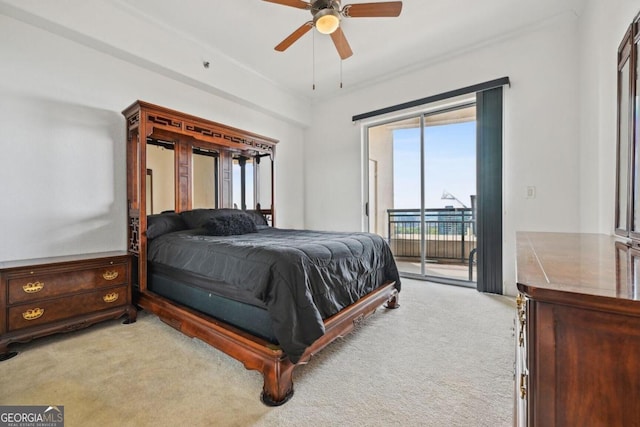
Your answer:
123;101;399;405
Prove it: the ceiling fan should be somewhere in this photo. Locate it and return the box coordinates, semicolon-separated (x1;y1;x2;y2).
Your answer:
263;0;403;60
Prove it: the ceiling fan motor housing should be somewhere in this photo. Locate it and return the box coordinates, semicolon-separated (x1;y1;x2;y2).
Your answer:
311;0;341;16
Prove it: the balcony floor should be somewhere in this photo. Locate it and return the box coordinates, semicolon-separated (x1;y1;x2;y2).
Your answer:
396;259;476;283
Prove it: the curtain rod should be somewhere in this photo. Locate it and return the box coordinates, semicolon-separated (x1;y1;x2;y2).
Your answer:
352;76;510;122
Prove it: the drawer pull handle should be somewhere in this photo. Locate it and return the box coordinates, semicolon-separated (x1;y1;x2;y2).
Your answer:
103;292;119;303
23;308;44;320
23;281;44;293
103;271;119;281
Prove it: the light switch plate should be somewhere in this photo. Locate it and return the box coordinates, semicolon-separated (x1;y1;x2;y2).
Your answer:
526;186;536;199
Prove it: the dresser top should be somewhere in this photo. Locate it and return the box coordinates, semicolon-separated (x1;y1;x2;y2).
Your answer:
0;251;130;270
516;232;640;310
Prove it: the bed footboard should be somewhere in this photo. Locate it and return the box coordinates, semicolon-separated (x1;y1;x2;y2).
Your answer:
136;281;398;406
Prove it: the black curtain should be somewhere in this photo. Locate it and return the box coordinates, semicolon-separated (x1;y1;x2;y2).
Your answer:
476;87;503;294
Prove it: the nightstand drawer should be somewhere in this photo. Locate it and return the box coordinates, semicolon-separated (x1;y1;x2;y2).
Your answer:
7;263;127;304
7;285;128;331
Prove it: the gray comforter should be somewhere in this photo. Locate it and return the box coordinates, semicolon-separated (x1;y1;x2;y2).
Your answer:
147;227;400;363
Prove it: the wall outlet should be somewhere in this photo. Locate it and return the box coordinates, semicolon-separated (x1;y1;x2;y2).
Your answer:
526;186;536;199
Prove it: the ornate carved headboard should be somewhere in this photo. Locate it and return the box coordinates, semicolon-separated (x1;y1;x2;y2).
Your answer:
122;100;278;291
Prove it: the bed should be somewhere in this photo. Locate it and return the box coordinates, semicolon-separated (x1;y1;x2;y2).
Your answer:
123;101;400;405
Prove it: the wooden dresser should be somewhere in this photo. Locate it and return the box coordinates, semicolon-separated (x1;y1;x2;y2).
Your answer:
515;232;640;427
0;251;137;360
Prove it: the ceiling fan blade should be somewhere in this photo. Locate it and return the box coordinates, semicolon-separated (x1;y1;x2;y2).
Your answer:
330;27;353;60
275;22;313;52
342;1;403;18
263;0;310;9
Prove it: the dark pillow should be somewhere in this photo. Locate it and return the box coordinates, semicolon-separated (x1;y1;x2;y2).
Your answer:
146;212;187;240
180;208;269;229
245;209;269;227
203;212;257;236
180;209;238;229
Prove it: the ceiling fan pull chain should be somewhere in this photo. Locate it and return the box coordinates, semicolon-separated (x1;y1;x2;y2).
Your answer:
312;30;316;90
340;59;343;89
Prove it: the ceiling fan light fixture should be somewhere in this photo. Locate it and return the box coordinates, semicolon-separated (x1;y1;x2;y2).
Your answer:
314;9;340;34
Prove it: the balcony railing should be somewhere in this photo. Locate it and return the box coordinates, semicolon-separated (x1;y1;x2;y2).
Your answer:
387;208;476;263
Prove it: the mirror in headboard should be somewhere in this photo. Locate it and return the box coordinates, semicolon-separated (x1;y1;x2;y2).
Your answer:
229;152;275;224
256;153;274;224
192;146;220;209
232;154;253;210
122;100;278;290
146;139;176;214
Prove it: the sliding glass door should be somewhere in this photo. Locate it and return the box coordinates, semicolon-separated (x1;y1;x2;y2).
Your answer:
423;106;477;283
367;101;477;286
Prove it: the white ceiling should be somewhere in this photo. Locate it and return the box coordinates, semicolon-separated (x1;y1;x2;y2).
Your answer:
0;0;586;108
112;0;586;100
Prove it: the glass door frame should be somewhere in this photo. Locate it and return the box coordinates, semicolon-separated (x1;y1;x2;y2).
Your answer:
362;95;477;288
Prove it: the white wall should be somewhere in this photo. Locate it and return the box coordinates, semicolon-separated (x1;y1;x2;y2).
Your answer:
0;0;311;127
305;13;583;295
0;15;305;262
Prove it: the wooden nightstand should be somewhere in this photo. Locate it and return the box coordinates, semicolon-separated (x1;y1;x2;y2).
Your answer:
0;251;137;360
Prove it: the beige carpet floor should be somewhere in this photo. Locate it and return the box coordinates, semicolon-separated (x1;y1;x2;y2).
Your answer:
0;279;516;426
